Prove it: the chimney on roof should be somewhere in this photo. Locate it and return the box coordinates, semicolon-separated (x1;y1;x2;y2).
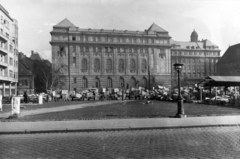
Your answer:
31;50;34;55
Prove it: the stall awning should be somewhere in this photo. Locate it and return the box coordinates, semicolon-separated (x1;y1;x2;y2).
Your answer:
199;76;240;87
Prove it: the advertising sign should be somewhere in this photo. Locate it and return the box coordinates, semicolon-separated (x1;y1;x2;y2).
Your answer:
11;97;20;115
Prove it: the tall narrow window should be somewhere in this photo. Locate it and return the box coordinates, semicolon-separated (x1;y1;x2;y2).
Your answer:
106;59;112;70
130;59;136;71
142;77;147;88
73;77;77;83
119;77;124;88
118;59;124;72
94;59;100;70
95;77;100;88
131;77;136;87
82;77;88;88
82;59;88;72
142;59;147;70
107;77;112;88
73;57;76;67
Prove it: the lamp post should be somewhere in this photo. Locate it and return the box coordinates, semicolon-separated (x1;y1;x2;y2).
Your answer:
121;83;124;101
173;63;186;118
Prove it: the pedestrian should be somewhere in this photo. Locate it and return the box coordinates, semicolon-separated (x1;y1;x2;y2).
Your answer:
23;92;28;103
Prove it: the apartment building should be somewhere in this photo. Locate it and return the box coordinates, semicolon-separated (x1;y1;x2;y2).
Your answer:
0;5;18;96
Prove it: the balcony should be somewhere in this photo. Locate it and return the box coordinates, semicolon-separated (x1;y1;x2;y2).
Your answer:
0;61;8;68
0;47;8;54
0;32;8;42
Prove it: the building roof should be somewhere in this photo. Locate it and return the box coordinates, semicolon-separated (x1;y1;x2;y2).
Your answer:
199;76;240;87
148;23;168;33
30;52;43;61
203;39;218;47
171;40;204;49
18;62;33;76
53;18;76;28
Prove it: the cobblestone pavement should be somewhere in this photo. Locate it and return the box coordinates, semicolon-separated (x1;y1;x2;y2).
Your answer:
1;126;240;159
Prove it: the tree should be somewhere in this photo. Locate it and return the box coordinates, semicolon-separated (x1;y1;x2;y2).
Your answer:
33;60;67;93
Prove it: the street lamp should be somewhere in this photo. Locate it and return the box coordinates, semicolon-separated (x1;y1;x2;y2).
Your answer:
173;63;186;118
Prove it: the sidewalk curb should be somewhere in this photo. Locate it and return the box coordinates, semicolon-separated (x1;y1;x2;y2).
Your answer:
1;124;240;135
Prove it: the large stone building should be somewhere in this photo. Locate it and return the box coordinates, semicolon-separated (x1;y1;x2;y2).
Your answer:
0;5;18;96
50;18;172;92
171;30;221;87
216;43;240;76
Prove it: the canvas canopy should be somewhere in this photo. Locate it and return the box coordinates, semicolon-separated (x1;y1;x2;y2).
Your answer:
199;76;240;87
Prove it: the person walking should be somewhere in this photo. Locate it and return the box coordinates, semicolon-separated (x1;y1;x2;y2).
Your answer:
23;92;28;103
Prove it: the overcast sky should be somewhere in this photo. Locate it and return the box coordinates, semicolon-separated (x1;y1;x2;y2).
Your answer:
2;0;240;62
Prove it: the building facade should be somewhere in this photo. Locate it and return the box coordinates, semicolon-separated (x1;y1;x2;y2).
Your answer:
50;19;172;92
171;30;221;87
216;43;240;76
18;61;34;95
0;5;18;96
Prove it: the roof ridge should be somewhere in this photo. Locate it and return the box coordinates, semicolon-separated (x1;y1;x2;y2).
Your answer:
53;18;76;28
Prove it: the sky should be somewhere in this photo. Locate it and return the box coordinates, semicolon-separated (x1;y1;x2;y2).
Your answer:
1;0;240;62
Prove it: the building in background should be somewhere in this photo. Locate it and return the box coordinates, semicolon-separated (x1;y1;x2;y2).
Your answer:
18;51;51;93
0;5;18;96
171;30;221;87
216;43;240;76
18;61;34;95
50;18;172;92
30;50;43;61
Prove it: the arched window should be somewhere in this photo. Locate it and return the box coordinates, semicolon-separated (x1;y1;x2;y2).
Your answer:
107;77;112;88
131;77;136;88
106;59;112;70
142;59;147;70
94;59;100;70
130;59;135;70
95;77;100;88
82;59;88;72
118;59;124;72
82;77;88;88
119;77;124;88
142;77;147;88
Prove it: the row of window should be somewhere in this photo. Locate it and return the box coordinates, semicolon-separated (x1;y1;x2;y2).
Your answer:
172;51;220;56
78;58;147;71
70;35;169;44
0;68;17;78
76;76;148;88
173;59;218;64
59;46;160;54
